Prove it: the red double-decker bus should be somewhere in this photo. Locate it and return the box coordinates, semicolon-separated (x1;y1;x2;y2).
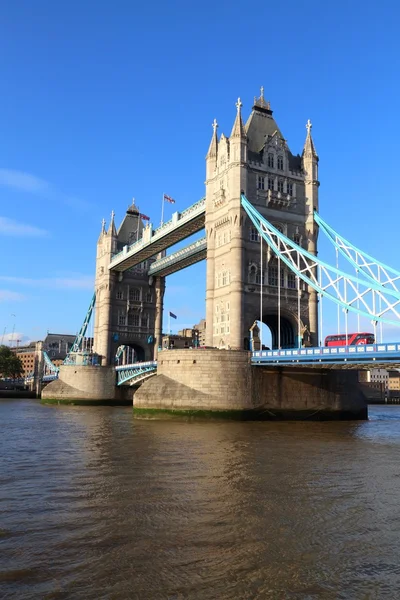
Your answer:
324;332;375;347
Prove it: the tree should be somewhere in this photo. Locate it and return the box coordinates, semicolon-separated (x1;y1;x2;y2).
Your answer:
0;345;24;379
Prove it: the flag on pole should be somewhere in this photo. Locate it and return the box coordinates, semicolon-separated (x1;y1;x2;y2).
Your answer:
169;311;177;319
140;213;150;221
163;194;176;204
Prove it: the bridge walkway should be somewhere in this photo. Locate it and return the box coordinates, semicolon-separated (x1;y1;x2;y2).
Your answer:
109;198;205;272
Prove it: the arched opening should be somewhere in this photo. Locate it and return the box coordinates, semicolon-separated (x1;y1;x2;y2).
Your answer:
262;314;295;349
116;342;146;364
249;310;302;350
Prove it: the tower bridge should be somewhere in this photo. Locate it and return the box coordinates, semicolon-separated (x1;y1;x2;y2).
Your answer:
42;89;400;419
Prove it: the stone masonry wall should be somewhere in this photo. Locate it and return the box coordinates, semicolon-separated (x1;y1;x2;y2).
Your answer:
42;365;116;402
134;349;367;419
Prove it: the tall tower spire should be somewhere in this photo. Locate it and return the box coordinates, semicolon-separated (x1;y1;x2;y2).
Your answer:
230;98;246;138
303;119;318;160
206;118;219;159
108;210;117;237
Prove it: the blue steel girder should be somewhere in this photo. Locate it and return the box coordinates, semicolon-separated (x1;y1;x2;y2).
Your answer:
148;237;207;277
241;194;400;327
116;361;157;386
43;351;59;374
64;292;96;363
252;342;400;369
314;210;400;296
109;198;205;272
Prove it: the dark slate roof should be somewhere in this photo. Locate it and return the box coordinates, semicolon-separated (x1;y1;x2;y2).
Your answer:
245;106;284;153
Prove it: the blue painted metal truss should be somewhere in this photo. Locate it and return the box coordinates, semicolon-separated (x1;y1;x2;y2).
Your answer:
64;292;96;364
314;211;400;295
116;361;157;386
241;194;400;327
43;351;59;376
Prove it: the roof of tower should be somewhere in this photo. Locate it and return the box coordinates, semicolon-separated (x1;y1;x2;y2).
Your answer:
117;199;143;246
206;118;218;158
245;87;284;153
230;98;246;138
302;119;318;160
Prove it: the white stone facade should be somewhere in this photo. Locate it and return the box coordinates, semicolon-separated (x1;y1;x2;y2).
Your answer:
205;90;320;349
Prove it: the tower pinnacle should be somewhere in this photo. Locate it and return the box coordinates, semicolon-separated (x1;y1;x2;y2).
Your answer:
252;87;272;113
206;118;219;159
231;97;246;138
303;119;318;159
108;209;117;237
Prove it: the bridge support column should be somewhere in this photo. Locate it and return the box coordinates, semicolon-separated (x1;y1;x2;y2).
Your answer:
134;350;367;420
154;276;165;360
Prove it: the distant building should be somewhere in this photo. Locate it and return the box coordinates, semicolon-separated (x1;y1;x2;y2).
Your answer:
42;333;76;361
162;319;206;350
388;370;400;392
369;368;390;391
11;342;37;376
193;319;206;346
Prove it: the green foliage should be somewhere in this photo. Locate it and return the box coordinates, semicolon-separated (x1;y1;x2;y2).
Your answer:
0;345;24;379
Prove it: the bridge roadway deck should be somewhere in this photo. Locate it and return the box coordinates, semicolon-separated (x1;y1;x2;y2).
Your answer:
252;342;400;369
148;237;206;277
109;198;205;272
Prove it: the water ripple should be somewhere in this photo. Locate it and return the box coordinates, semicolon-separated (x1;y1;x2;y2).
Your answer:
1;400;400;598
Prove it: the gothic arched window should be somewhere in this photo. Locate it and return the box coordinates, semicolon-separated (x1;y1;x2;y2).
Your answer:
277;156;284;170
268;153;274;168
129;288;140;302
249;264;257;284
268;266;278;286
277;180;284;193
293;234;301;245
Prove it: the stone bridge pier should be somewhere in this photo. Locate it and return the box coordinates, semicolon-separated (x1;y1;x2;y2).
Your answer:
134;349;367;420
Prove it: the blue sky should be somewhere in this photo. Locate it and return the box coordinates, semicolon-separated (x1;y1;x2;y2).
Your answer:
1;0;399;345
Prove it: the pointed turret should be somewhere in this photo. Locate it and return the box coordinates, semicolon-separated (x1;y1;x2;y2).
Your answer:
302;119;318;160
206;118;218;159
230;98;246;138
108;210;117;238
98;217;106;243
206;119;219;180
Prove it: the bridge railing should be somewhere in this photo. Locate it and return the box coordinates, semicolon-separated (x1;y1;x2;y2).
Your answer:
110;197;205;263
252;342;400;365
148;237;206;275
115;360;157;371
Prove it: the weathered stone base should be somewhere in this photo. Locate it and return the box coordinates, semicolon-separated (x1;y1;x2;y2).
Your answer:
134;349;368;420
133;406;367;421
41;365;132;405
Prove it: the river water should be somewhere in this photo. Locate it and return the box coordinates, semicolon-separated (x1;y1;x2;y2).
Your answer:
1;400;400;599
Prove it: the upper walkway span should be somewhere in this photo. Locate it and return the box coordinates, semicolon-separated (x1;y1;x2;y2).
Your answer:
109;198;205;272
148;237;206;277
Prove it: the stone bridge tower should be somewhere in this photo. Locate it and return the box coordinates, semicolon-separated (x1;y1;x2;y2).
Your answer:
205;89;319;350
93;203;159;365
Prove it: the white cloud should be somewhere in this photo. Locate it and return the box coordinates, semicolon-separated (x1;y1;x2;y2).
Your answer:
0;168;92;212
0;290;25;302
2;332;31;346
0;169;50;193
0;275;93;290
0;216;48;237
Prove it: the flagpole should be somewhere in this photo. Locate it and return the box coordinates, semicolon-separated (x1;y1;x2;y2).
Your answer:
161;193;164;225
168;312;171;335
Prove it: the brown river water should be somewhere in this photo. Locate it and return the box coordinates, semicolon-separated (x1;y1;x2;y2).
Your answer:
1;400;400;599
